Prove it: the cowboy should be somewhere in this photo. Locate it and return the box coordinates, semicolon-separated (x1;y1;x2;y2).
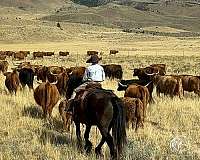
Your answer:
69;54;105;101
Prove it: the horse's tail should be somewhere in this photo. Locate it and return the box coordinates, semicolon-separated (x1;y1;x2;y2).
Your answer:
111;97;127;156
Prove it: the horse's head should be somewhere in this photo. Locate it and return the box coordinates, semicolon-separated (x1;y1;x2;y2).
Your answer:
66;73;83;99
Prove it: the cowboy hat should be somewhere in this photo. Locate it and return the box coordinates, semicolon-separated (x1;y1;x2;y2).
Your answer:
86;54;101;63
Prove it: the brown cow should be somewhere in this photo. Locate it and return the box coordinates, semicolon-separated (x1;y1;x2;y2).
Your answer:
59;51;69;56
4;69;21;94
133;64;166;102
36;66;48;82
0;55;6;60
48;66;65;74
33;52;44;59
36;66;65;83
5;51;15;57
0;61;9;73
150;64;166;73
124;84;150;118
70;66;86;78
34;81;60;118
47;70;57;83
59;99;72;131
14;51;27;60
110;50;119;55
0;51;6;55
153;75;183;98
44;52;54;56
121;97;144;131
47;66;66;83
87;50;98;56
15;62;31;70
19;51;30;57
180;75;200;96
56;71;69;96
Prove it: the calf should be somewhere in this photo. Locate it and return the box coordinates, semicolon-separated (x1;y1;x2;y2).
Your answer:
4;70;20;94
59;99;72;131
121;97;144;131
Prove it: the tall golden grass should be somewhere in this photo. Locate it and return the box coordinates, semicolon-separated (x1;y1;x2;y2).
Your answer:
0;52;200;159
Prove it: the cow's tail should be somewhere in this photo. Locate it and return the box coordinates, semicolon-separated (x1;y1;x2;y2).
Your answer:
111;97;127;157
42;82;51;118
135;99;144;131
46;82;52;107
140;87;147;118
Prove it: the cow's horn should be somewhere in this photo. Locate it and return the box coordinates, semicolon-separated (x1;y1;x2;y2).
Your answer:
51;80;58;85
36;80;42;84
144;70;159;76
49;70;58;76
145;81;152;87
118;82;128;88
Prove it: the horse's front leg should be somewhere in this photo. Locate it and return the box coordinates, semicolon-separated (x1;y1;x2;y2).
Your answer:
84;124;92;154
75;122;82;150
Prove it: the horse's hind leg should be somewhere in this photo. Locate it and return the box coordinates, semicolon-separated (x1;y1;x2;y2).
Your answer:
95;137;105;156
84;125;92;154
95;124;112;156
75;122;82;150
97;125;116;159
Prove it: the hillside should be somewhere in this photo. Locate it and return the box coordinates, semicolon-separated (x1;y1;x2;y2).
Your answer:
41;0;200;32
0;0;200;33
0;0;66;10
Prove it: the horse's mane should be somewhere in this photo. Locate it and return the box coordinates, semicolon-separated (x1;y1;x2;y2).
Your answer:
66;74;83;99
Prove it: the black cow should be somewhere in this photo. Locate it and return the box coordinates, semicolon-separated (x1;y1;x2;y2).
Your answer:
117;79;154;103
19;68;34;90
102;64;123;80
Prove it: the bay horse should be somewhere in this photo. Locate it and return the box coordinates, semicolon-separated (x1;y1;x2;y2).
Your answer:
66;74;127;159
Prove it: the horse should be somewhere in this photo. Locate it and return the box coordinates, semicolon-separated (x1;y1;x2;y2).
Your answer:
66;74;127;159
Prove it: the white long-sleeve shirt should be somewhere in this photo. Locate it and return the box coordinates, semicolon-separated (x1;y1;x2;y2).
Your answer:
82;64;105;82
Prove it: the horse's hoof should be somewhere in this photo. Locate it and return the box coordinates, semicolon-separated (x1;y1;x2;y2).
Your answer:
95;147;102;156
95;148;101;155
84;142;92;154
77;142;83;151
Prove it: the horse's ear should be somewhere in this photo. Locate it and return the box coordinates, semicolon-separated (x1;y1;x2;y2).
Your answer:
68;71;73;76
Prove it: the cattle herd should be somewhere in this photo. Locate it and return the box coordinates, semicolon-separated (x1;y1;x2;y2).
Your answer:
0;50;70;60
0;49;199;158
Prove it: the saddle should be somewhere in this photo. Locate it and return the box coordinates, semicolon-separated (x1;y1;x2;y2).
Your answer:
74;82;116;111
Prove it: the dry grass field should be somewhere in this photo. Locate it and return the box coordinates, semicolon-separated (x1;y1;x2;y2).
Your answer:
0;53;200;160
1;4;200;160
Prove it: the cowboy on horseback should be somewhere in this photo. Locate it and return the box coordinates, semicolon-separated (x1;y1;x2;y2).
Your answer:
68;54;105;102
65;55;126;159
